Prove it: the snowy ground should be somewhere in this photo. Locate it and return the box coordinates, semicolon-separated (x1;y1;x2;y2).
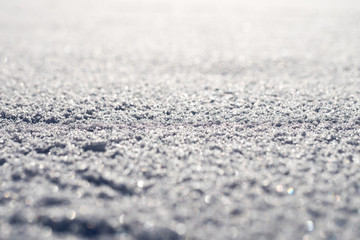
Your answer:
0;0;360;239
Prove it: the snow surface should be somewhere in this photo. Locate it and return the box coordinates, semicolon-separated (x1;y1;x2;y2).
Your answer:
0;0;360;239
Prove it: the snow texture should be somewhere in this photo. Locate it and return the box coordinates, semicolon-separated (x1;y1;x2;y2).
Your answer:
0;0;360;239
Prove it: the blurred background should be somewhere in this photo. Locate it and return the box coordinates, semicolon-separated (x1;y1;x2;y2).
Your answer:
1;0;359;90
